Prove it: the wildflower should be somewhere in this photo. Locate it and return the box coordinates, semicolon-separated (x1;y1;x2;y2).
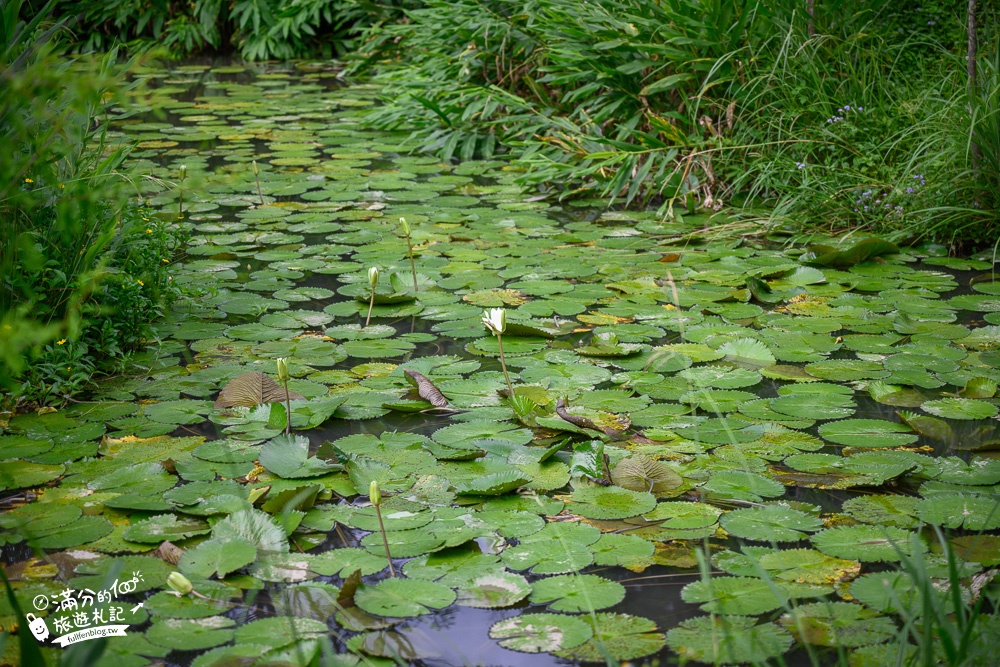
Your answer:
796;162;806;170
142;217;150;222
137;279;144;286
146;229;152;234
58;184;65;189
482;308;506;336
24;178;33;183
56;339;66;345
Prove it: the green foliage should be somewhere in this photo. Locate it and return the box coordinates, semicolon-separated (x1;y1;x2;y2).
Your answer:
355;0;1000;246
53;0;418;61
1;0;183;404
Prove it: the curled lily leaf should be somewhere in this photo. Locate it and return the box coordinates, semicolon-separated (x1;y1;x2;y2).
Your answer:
482;308;506;336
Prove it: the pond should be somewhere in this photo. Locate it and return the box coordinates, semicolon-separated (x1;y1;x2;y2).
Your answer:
2;62;1000;667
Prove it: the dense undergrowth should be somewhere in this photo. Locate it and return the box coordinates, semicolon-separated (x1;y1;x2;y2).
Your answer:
350;0;1000;249
1;0;184;406
31;0;1000;247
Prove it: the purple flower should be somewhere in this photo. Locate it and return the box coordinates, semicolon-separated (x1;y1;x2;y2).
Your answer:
796;162;806;170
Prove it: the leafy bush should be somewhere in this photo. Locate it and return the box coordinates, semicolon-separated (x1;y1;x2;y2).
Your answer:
354;0;1000;247
53;0;416;61
1;0;184;404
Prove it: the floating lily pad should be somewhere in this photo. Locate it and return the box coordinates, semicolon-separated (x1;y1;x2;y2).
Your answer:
528;574;625;612
554;613;665;662
667;615;793;665
354;578;456;617
489;613;593;653
720;505;823;542
920;398;999;420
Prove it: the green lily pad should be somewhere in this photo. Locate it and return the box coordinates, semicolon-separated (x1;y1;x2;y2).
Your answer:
667;615;793;665
528;574;625;612
920;398;999;420
681;576;789;615
489;613;593;653
720;505;823;542
554;613;665;662
817;419;917;448
354;578;456;617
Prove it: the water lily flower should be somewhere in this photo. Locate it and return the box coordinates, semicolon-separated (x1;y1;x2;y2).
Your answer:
365;268;380;327
167;572;193;596
276;358;289;382
482;308;506;336
400;217;410;236
370;479;382;507
252;159;259;176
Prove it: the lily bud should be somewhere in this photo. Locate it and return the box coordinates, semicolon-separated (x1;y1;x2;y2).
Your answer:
276;358;290;382
481;308;506;336
400;217;410;236
179;165;187;180
368;266;380;289
167;572;193;596
252;160;259;176
370;479;382;507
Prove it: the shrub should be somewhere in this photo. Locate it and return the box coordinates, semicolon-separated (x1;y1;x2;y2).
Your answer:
0;0;184;404
353;0;1000;247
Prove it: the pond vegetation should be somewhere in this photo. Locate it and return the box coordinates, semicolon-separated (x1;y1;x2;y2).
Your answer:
3;2;1000;667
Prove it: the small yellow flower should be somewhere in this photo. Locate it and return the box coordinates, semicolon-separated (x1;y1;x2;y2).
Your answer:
66;366;71;371
24;178;33;183
137;279;144;286
146;229;152;234
56;339;66;345
162;258;169;263
142;217;150;221
58;184;65;189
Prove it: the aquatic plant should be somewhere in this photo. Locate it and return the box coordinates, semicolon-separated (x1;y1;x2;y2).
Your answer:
177;164;186;219
252;159;263;205
369;480;395;577
365;266;379;327
482;307;513;395
399;217;418;292
276;357;292;435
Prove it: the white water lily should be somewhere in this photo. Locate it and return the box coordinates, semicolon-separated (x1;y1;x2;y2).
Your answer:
368;266;380;288
276;357;289;382
482;308;506;336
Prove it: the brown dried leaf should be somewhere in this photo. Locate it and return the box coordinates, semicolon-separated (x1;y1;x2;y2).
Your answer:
214;372;305;408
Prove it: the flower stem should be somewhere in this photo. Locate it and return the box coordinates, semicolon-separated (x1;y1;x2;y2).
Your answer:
497;334;514;395
282;378;291;435
255;174;263;205
375;504;396;576
365;287;375;327
405;232;418;292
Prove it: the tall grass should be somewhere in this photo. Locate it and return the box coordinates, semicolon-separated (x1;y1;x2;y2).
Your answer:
353;0;999;247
